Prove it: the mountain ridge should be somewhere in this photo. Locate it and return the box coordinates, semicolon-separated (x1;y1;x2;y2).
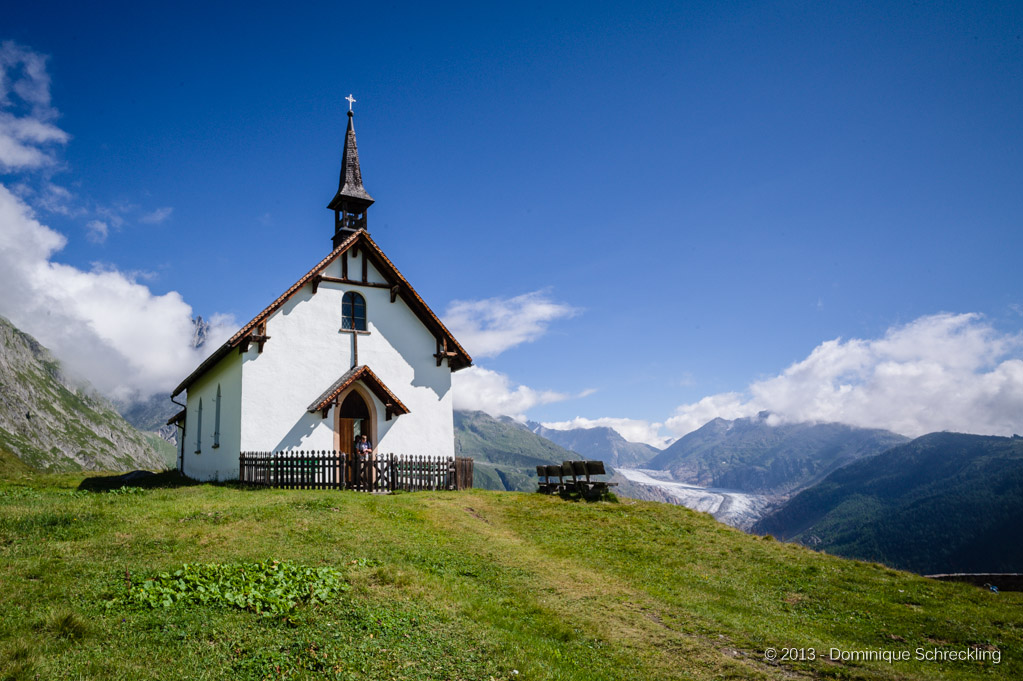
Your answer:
528;422;661;468
647;412;909;496
753;431;1023;574
0;315;166;472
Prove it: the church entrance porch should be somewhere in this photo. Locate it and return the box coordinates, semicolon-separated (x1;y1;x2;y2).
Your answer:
336;389;375;486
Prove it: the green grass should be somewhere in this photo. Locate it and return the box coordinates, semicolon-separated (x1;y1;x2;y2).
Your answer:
0;472;1019;680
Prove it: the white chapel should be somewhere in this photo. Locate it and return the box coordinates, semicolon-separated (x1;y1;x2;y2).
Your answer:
169;105;472;481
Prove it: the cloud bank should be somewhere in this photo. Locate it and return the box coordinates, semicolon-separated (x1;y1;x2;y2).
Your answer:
446;290;580;419
0;41;69;171
665;313;1023;438
0;184;235;401
0;42;211;402
541;314;1023;446
539;416;672;449
451;366;569;421
443;290;578;358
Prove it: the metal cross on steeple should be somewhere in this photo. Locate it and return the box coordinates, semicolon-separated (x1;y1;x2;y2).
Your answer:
345;94;356;111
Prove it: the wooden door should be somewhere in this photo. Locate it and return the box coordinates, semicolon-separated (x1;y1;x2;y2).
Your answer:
339;418;355;483
336;390;372;488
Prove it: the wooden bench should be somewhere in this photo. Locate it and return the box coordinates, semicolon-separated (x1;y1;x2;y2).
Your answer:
537;464;566;493
536;460;617;497
536;465;552;493
570;460;618;496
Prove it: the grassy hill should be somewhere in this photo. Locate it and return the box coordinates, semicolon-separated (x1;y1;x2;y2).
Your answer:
1;471;1019;680
754;432;1023;574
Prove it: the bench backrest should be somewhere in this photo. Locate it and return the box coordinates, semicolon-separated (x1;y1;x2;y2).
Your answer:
536;465;547;479
585;460;606;476
545;464;563;479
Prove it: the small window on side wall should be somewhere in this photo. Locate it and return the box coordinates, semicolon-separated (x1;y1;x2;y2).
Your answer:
194;398;203;454
213;384;221;449
342;292;367;331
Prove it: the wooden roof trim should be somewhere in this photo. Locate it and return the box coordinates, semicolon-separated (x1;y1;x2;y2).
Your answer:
172;233;362;396
358;233;473;371
224;231;361;347
166;409;186;426
307;365;410;415
172;230;472;397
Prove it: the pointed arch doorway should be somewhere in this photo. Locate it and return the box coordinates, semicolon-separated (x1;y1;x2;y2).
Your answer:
336;388;374;453
335;387;376;486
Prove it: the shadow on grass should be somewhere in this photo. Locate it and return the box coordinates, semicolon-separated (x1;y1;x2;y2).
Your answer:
555;488;619;503
77;470;286;493
77;469;202;492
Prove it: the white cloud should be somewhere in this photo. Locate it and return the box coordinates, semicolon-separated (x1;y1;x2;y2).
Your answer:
95;203;128;229
540;416;672;449
0;42;69;171
0;43;231;404
85;219;108;243
0;184;235;401
443;290;578;358
452;366;569;421
140;206;173;224
446;291;582;422
664;313;1023;438
664;392;755;438
1;44;170;244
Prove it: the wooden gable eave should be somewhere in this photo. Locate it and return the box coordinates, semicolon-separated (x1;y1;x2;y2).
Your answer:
355;233;473;372
171;232;363;397
307;364;410;420
171;229;473;397
221;231;362;348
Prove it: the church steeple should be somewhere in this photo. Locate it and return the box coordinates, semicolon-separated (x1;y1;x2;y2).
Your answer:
328;96;374;248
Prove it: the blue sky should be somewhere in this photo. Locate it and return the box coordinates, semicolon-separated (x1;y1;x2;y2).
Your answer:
2;1;1022;445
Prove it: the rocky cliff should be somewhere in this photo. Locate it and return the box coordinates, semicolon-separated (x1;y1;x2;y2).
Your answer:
0;316;166;472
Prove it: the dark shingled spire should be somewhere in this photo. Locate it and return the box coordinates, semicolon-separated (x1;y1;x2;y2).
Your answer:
328;111;374;209
329;109;374;246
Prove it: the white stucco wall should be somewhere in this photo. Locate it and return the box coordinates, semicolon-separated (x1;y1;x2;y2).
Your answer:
181;350;242;481
175;245;455;480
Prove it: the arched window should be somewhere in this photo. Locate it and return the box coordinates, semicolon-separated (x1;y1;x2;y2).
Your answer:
342;292;367;331
213;384;221;449
194;398;203;454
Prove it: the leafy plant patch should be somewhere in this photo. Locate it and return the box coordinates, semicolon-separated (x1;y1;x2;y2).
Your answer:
0;487;43;499
104;485;148;496
121;561;349;617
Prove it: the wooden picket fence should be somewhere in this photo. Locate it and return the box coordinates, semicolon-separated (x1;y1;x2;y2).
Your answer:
238;450;473;493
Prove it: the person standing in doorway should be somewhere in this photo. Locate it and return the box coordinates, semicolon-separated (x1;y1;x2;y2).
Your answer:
355;434;371;456
355;434;375;487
